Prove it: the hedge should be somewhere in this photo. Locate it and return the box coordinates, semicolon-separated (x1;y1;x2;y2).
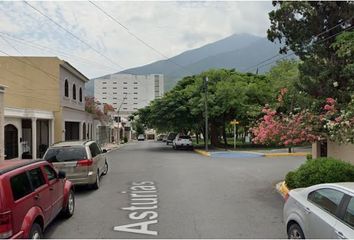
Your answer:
285;157;354;189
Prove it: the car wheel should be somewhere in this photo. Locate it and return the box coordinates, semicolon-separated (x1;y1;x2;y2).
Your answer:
102;161;108;175
29;223;43;239
288;223;305;239
92;171;100;190
62;189;75;218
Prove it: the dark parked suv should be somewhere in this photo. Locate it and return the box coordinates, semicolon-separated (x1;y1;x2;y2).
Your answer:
0;160;74;239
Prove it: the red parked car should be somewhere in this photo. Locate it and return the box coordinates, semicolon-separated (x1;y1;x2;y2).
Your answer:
0;159;75;239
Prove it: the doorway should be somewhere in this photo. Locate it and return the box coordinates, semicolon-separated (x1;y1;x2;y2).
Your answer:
5;124;18;159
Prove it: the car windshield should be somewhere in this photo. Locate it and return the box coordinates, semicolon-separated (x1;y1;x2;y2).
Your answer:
44;147;87;162
179;136;191;139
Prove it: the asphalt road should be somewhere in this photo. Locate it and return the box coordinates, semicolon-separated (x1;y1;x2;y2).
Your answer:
45;141;306;239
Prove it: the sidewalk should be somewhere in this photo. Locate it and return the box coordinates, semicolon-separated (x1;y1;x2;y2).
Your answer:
101;142;126;152
194;147;310;158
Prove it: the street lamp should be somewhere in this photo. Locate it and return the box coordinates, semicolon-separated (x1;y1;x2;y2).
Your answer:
204;77;208;151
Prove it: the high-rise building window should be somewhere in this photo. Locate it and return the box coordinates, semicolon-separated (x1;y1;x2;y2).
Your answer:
102;82;107;84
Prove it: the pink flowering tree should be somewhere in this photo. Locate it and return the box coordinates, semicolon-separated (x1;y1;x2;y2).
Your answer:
321;97;354;144
251;89;321;152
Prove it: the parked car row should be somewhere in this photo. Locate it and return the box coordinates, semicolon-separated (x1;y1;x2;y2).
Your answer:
0;140;109;239
157;132;193;150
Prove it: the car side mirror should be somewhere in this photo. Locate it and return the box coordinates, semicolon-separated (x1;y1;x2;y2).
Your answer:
58;170;66;179
102;149;107;153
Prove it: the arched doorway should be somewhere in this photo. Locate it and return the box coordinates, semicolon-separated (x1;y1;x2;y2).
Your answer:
5;124;18;159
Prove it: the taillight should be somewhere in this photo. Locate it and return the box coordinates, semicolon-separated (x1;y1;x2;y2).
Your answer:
284;193;289;202
0;211;12;239
77;159;93;167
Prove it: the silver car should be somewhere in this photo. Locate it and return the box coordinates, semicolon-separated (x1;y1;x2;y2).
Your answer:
43;140;108;189
284;182;354;239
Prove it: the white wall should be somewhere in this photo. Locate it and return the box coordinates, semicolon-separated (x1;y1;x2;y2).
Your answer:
60;66;85;112
62;107;94;141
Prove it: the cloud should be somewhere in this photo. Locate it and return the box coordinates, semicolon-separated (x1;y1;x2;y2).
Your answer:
0;1;274;79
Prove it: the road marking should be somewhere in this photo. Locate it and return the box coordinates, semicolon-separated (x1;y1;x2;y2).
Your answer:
114;181;159;236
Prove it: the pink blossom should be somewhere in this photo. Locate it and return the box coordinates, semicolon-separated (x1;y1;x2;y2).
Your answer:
326;98;336;105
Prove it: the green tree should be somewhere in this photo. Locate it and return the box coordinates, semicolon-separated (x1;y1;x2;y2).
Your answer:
267;1;354;105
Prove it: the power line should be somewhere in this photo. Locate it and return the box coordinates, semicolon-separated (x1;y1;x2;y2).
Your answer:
255;25;354;71
243;16;354;73
24;1;124;70
0;32;118;71
88;1;192;75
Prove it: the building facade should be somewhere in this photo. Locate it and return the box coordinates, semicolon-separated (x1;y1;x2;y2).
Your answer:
94;73;164;118
0;57;95;160
0;85;6;163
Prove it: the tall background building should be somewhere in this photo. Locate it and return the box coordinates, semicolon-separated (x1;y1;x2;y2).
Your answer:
94;73;164;117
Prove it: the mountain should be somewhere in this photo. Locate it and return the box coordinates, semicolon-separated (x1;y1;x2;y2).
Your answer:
85;33;288;96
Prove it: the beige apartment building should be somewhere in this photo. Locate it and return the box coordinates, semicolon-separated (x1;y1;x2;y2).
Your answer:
0;57;94;160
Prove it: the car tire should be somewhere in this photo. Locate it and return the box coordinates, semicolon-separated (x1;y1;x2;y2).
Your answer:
102;161;108;175
92;171;100;190
288;223;305;239
29;223;43;239
62;189;75;218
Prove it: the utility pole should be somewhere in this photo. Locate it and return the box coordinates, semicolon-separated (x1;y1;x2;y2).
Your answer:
116;93;128;145
204;77;208;151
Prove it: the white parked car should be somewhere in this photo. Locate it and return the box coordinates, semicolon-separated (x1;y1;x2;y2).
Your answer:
172;134;193;150
137;134;145;141
283;182;354;239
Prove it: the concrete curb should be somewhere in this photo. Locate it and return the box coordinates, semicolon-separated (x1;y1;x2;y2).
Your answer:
194;149;210;157
265;152;310;157
276;181;290;198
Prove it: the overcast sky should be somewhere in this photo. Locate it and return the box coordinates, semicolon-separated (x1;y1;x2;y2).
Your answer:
0;1;274;79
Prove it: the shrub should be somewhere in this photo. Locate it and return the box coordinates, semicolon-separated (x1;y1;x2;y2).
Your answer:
124;137;128;143
306;154;312;160
285;157;354;189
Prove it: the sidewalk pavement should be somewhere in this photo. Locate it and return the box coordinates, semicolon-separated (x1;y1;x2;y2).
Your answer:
101;142;126;152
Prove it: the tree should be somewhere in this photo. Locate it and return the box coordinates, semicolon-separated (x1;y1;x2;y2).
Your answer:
267;1;354;105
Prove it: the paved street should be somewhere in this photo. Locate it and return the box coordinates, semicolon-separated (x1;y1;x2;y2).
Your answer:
45;141;305;239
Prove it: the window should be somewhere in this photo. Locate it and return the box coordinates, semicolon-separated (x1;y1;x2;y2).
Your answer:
89;143;101;158
308;188;344;215
134;92;138;95
113;87;117;89
113;82;117;84
103;92;107;95
102;82;107;84
113;97;117;100
123;108;127;110
133;82;138;84
123;102;127;105
28;168;45;189
134;103;138;105
123;92;127;94
44;165;57;181
103;97;107;100
79;88;83;102
72;84;76;100
123;82;127;84
343;197;354;227
134;87;138;89
133;108;137;110
113;92;117;95
11;172;33;200
123;87;127;89
44;147;87;162
64;80;69;97
134;97;138;100
102;87;107;89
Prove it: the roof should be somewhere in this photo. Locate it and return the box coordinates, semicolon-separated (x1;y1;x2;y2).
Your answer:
51;140;93;147
60;60;90;82
0;160;44;175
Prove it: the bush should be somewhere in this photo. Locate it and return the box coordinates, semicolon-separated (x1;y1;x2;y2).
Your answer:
306;154;312;160
285;157;354;189
124;137;128;143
